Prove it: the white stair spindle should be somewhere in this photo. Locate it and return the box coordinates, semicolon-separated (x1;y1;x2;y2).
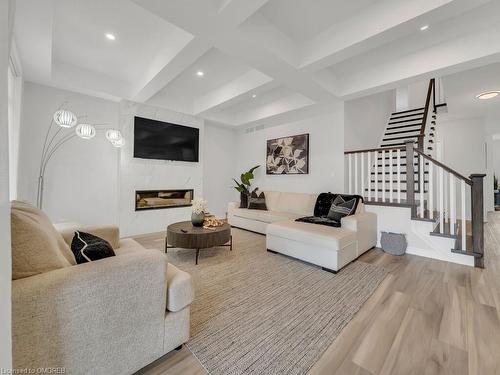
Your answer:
443;173;450;224
389;149;393;203
397;149;401;203
439;167;444;233
348;154;352;194
354;153;358;195
450;174;456;235
374;152;379;202
382;150;386;202
361;153;365;198
420;155;424;218
429;162;434;220
461;179;466;250
367;152;372;201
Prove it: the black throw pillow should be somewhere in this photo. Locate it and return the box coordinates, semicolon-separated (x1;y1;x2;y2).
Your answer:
327;196;357;221
71;231;116;264
248;190;267;210
313;192;336;217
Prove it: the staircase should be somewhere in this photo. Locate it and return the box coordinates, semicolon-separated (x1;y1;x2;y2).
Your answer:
345;78;485;268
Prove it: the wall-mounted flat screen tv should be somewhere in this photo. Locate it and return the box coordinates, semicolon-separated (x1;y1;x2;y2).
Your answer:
133;116;199;162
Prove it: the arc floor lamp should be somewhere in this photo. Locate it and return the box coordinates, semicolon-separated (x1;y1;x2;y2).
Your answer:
36;105;125;209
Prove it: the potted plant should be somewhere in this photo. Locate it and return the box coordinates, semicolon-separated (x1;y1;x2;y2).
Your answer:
233;165;260;208
191;198;208;227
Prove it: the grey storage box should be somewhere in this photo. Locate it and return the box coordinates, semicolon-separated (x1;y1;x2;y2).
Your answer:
380;231;407;256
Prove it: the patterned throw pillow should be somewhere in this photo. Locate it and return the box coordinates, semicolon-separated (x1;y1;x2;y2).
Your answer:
248;190;268;210
327;196;357;221
71;231;116;264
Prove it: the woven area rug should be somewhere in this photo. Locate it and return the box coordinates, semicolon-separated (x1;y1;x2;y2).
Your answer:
139;228;388;374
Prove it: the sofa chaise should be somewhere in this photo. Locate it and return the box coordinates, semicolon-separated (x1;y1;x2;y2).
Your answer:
11;201;193;375
228;191;377;272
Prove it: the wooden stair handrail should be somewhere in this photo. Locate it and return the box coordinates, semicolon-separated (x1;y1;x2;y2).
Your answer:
414;148;472;185
419;78;436;150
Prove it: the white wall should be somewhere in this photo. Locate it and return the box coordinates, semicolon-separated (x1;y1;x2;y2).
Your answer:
439;116;488;217
485;116;500;212
344;90;395;151
118;101;204;236
408;80;429;109
203;122;238;217
18;82;120;226
235;107;345;194
1;0;14;369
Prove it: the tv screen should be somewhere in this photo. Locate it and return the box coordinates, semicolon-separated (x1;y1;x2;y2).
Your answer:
133;116;199;162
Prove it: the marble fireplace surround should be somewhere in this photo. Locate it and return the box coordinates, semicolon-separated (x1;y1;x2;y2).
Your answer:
135;189;194;211
119;100;204;237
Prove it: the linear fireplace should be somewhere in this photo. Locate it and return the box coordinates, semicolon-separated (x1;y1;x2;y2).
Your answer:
135;189;194;211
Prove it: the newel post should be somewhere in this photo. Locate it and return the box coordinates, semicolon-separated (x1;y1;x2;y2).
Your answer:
417;134;425;152
405;140;416;217
470;173;486;268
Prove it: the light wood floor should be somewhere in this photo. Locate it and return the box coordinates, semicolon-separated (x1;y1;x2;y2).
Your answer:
137;212;500;375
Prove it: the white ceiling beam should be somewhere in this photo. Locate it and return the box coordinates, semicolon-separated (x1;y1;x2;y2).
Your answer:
237;102;342;129
51;62;132;102
133;0;337;106
234;93;314;126
130;0;271;104
193;69;274;115
339;23;500;99
131;38;210;102
299;0;488;73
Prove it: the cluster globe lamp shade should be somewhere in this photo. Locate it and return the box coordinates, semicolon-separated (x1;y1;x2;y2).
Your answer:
75;123;96;139
53;109;77;128
111;137;125;148
106;129;122;142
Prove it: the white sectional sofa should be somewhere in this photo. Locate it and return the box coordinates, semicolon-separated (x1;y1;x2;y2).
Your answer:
227;191;377;272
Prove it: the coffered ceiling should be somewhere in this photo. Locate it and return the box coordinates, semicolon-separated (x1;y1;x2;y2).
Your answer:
13;0;500;127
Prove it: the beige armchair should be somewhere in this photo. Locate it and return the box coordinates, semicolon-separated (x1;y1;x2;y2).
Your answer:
11;205;193;375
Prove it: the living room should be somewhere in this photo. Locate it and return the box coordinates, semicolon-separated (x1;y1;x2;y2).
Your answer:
3;0;500;374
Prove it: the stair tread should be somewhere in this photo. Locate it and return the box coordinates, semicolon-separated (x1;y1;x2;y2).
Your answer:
388;118;424;126
391;107;425;116
386;123;423;131
390;113;425;121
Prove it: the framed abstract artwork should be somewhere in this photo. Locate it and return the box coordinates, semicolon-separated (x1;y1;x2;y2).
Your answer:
266;133;309;174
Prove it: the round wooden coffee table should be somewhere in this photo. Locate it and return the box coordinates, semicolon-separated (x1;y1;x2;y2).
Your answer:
165;221;232;264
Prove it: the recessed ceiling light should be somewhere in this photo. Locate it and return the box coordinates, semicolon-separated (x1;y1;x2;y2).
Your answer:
476;91;500;100
252;94;257;98
105;33;116;41
420;25;429;31
196;71;204;77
